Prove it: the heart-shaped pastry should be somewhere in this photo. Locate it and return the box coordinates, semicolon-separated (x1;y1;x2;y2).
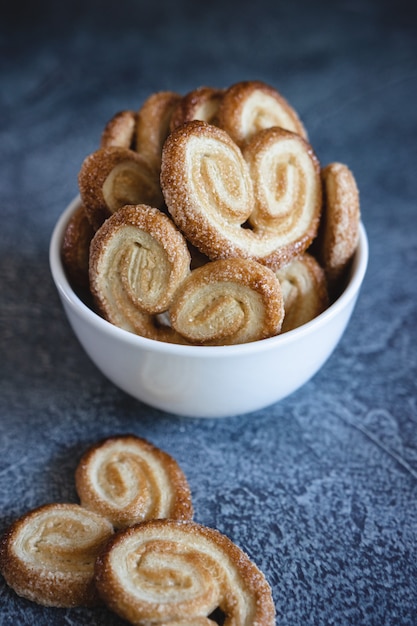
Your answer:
78;146;164;230
161;120;321;270
169;257;284;345
89;204;191;342
169;85;225;131
275;253;329;332
216;79;308;146
95;519;276;625
0;503;113;607
75;435;193;529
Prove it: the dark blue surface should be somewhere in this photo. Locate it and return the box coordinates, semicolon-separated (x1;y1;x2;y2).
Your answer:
1;0;417;623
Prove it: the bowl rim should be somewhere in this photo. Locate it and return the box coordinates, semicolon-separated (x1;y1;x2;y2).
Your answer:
50;196;369;359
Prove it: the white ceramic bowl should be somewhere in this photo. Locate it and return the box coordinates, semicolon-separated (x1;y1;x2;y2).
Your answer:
50;197;368;418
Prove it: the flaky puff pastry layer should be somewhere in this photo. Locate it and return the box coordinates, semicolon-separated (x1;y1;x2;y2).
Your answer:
100;92;181;173
315;162;361;289
135;91;182;174
169;86;225;131
170;258;284;345
275;253;329;332
75;435;193;529
161;120;321;271
94;519;276;626
243;126;322;266
61;202;95;292
78;146;164;230
100;110;138;150
217;80;308;147
0;503;113;607
89;204;191;342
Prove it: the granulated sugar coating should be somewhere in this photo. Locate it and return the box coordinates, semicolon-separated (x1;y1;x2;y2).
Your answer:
71;80;361;346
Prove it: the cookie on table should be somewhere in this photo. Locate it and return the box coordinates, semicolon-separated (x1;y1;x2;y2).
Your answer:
75;434;194;529
0;503;113;607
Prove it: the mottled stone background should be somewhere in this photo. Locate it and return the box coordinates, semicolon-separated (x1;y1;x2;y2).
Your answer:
1;0;417;624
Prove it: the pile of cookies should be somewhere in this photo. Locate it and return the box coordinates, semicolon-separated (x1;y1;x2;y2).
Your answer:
0;435;276;624
63;80;360;345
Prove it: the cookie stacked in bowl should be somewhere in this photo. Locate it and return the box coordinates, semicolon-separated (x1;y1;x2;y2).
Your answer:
63;80;360;347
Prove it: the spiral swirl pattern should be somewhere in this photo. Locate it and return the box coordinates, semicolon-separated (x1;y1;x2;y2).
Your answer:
0;503;113;607
217;80;308;146
170;258;284;345
169;86;225;131
78;146;163;230
95;519;276;626
75;435;193;529
161;120;321;270
89;204;191;341
275;253;329;332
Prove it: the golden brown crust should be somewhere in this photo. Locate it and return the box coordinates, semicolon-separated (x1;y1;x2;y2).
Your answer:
61;202;95;291
243;126;322;267
217;79;308;147
78;146;164;231
71;83;361;345
0;503;113;608
315;162;360;287
75;434;194;529
94;519;276;626
170;258;284;345
89;204;191;342
169;86;225;131
275;253;329;332
161;121;254;264
100;110;137;149
161;120;321;270
135;91;182;173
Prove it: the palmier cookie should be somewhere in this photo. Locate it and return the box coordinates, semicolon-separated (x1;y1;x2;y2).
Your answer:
0;503;113;607
169;258;284;345
315;162;361;288
78;146;164;230
161;120;321;270
94;519;276;626
275;253;329;332
89;204;191;342
61;202;95;292
135;91;182;173
75;435;193;529
100;110;137;149
217;79;308;147
169;86;224;131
